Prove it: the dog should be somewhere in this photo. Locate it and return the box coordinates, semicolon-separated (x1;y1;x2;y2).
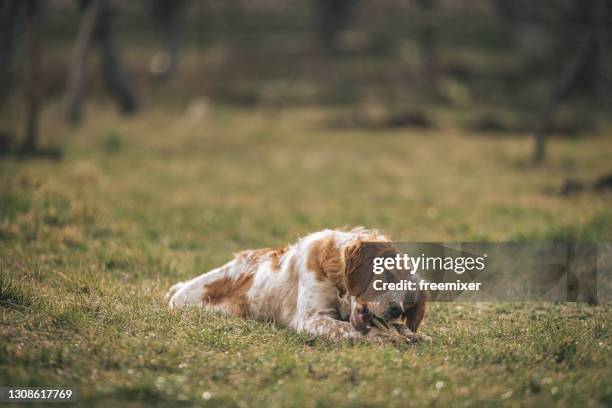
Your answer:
166;228;427;343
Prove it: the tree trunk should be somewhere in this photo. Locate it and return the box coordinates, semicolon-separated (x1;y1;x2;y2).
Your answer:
151;0;188;80
21;0;42;153
596;2;612;108
315;0;354;54
532;2;603;163
416;0;439;87
0;1;28;108
94;0;137;114
64;0;101;124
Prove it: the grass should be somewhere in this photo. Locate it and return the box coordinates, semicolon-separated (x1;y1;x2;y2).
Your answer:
0;103;611;407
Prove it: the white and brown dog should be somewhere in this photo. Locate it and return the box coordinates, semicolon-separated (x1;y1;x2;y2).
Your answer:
166;228;427;343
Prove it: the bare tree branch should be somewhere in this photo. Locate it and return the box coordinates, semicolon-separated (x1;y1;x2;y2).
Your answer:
533;0;608;163
64;0;101;124
0;0;28;108
94;0;137;115
21;0;42;153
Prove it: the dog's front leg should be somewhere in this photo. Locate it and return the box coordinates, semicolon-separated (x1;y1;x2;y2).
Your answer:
297;313;366;342
297;313;406;344
391;323;431;343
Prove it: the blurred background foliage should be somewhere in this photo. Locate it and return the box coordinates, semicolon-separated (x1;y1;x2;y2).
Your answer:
0;0;610;161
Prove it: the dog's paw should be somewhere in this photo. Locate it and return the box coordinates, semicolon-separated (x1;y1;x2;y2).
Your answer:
363;327;412;345
391;323;431;343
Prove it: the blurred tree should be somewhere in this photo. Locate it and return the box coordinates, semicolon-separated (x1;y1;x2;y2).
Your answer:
95;0;137;115
533;0;611;163
21;0;43;153
150;0;190;81
0;0;45;153
64;0;137;124
416;0;439;88
64;0;100;123
0;0;28;108
494;0;611;162
315;0;356;54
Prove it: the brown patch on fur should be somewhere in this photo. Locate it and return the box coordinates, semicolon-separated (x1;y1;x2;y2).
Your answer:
345;241;399;296
203;273;254;317
307;236;346;295
402;289;428;332
236;248;271;264
344;241;374;296
269;245;288;271
236;246;288;272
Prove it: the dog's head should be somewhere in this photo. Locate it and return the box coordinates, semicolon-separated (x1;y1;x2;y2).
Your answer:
344;241;427;334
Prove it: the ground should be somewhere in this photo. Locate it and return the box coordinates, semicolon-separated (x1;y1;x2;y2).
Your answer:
1;105;611;407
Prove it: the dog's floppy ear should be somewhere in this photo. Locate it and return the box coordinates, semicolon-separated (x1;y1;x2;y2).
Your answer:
402;290;428;332
344;242;373;296
344;241;399;297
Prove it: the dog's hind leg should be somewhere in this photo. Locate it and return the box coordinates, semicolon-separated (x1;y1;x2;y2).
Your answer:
167;261;235;310
165;281;185;301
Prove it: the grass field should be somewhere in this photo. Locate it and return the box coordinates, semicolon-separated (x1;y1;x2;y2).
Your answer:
1;104;611;407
